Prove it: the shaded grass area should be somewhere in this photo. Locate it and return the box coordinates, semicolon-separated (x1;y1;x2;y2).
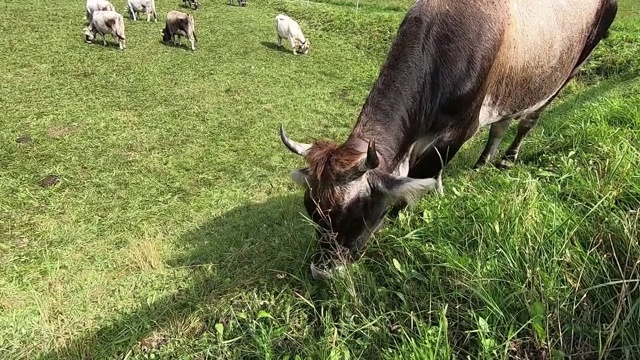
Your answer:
0;0;639;359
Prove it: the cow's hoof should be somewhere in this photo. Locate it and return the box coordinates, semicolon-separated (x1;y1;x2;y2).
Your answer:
472;162;485;171
496;159;515;170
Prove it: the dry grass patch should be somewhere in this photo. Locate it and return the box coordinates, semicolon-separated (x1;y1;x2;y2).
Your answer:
127;235;165;271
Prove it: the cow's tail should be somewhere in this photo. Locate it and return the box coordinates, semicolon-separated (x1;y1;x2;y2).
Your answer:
188;14;197;42
115;15;126;40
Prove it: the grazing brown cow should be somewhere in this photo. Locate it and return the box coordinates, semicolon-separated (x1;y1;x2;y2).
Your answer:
161;10;197;51
183;0;199;10
280;0;618;279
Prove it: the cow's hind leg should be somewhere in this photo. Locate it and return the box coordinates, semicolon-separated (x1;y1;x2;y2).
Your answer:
473;118;512;169
497;113;541;168
493;1;617;169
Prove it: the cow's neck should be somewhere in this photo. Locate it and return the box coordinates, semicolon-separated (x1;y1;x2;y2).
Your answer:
348;89;434;176
344;8;443;177
347;113;428;177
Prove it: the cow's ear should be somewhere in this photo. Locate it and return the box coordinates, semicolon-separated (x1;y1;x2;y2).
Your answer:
290;168;311;188
377;174;440;204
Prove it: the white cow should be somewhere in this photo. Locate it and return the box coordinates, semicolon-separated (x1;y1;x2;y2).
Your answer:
127;0;158;22
86;0;116;22
84;10;126;50
275;14;309;55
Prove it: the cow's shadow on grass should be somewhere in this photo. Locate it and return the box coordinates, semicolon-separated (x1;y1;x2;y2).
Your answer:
226;1;248;7
85;41;123;50
260;41;293;54
41;194;314;359
158;40;194;51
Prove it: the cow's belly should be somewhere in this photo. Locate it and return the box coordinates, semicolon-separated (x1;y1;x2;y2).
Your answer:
477;90;559;127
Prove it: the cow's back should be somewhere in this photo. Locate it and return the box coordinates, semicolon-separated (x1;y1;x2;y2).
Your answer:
276;14;298;36
92;10;120;28
166;11;190;35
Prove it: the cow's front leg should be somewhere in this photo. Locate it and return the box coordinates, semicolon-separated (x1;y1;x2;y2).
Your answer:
474;118;511;169
290;39;297;55
101;34;107;46
146;11;150;22
277;36;282;47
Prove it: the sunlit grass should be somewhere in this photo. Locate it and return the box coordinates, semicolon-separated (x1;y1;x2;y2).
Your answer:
0;0;638;359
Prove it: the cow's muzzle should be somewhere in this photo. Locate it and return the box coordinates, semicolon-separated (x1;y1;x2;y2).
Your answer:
310;262;346;280
309;244;350;281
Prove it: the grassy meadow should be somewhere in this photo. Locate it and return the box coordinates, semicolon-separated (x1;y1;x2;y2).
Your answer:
1;0;639;358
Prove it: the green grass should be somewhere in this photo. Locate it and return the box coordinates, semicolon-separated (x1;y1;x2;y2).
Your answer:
0;0;638;359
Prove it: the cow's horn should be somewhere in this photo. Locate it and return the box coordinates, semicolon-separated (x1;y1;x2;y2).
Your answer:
367;139;380;169
280;125;311;157
358;138;380;171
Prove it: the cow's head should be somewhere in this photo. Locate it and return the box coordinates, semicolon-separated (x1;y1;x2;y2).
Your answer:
191;0;199;9
83;27;95;43
280;125;439;280
238;0;247;6
161;27;171;43
299;39;310;54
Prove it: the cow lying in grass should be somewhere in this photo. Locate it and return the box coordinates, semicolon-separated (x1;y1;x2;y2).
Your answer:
84;10;126;50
